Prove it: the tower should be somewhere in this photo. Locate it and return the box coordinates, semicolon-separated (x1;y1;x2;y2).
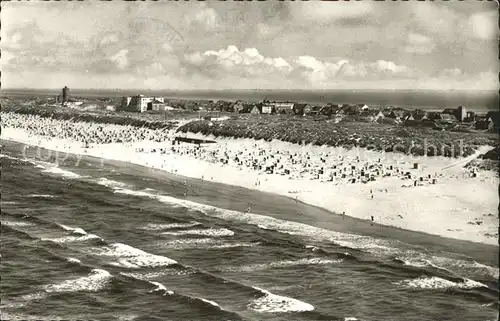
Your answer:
62;86;69;104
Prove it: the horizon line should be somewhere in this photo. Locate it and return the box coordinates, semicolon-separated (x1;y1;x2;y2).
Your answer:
2;88;498;92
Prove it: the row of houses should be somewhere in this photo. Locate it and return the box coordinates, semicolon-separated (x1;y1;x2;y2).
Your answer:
232;101;500;131
119;95;499;131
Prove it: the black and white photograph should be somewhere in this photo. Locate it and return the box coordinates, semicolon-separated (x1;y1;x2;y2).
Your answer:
0;1;499;320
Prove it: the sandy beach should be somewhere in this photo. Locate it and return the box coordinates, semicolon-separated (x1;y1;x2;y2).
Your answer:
2;115;498;246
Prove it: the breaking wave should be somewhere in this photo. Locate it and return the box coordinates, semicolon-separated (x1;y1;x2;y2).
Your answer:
141;222;201;231
92;243;177;268
394;276;487;290
220;257;343;273
248;286;314;313
42;166;83;179
148;281;174;296
2;220;34;227
161;228;234;237
96;177;130;189
44;269;112;293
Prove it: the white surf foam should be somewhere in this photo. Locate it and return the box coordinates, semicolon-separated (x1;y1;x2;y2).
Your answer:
221;257;343;273
116;188;397;254
95;243;177;268
44;234;101;243
2;221;34;227
44;269;112;293
58;223;84;233
210;242;259;249
42;166;82;179
149;281;174;296
397;251;500;279
1;201;18;205
141;222;200;231
249;286;314;313
0;153;20;160
0;292;47;309
27;194;57;198
0;312;83;321
96;178;130;189
67;257;82;264
57;224;91;236
198;297;220;307
120;269;195;282
116;187;497;280
394;276;487;290
161;228;234;237
160;238;258;250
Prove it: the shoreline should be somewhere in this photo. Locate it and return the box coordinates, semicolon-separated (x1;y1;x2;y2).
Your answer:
1;126;498;247
2;138;499;268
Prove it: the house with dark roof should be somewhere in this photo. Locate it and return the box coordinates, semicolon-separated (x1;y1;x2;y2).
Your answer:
442;106;468;122
387;110;405;119
147;99;166;111
293;103;307;115
475;116;494;130
250;105;261;114
360;110;385;122
319;105;334;116
486;111;500;129
439;113;457;123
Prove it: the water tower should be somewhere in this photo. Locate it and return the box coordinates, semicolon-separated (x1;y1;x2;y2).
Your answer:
62;86;69;104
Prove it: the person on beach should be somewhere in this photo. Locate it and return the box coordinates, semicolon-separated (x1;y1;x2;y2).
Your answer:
342;212;345;219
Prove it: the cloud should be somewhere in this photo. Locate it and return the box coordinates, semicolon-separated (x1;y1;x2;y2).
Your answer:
411;2;459;37
289;1;374;22
185;3;220;29
109;49;129;70
405;32;436;54
468;11;498;40
181;45;423;89
185;45;292;80
442;68;463;78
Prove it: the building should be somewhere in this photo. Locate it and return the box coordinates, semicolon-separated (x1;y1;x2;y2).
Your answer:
233;101;245;113
265;101;294;114
465;111;476;122
360;110;385;122
486;111;500;129
122;95;165;112
439;113;457;123
475;117;494;130
293;103;307;115
250;105;261;114
261;104;275;114
456;106;467;122
442;106;467;122
147;100;166;111
62;86;69;105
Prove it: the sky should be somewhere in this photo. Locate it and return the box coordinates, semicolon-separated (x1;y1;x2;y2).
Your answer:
1;0;498;90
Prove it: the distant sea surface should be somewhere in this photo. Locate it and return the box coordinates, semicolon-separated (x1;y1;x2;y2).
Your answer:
1;140;498;321
2;89;498;111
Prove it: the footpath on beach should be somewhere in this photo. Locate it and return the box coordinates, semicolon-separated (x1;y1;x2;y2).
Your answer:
1;113;498;246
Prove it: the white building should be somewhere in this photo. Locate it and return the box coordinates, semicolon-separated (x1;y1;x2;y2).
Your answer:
121;95;165;112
